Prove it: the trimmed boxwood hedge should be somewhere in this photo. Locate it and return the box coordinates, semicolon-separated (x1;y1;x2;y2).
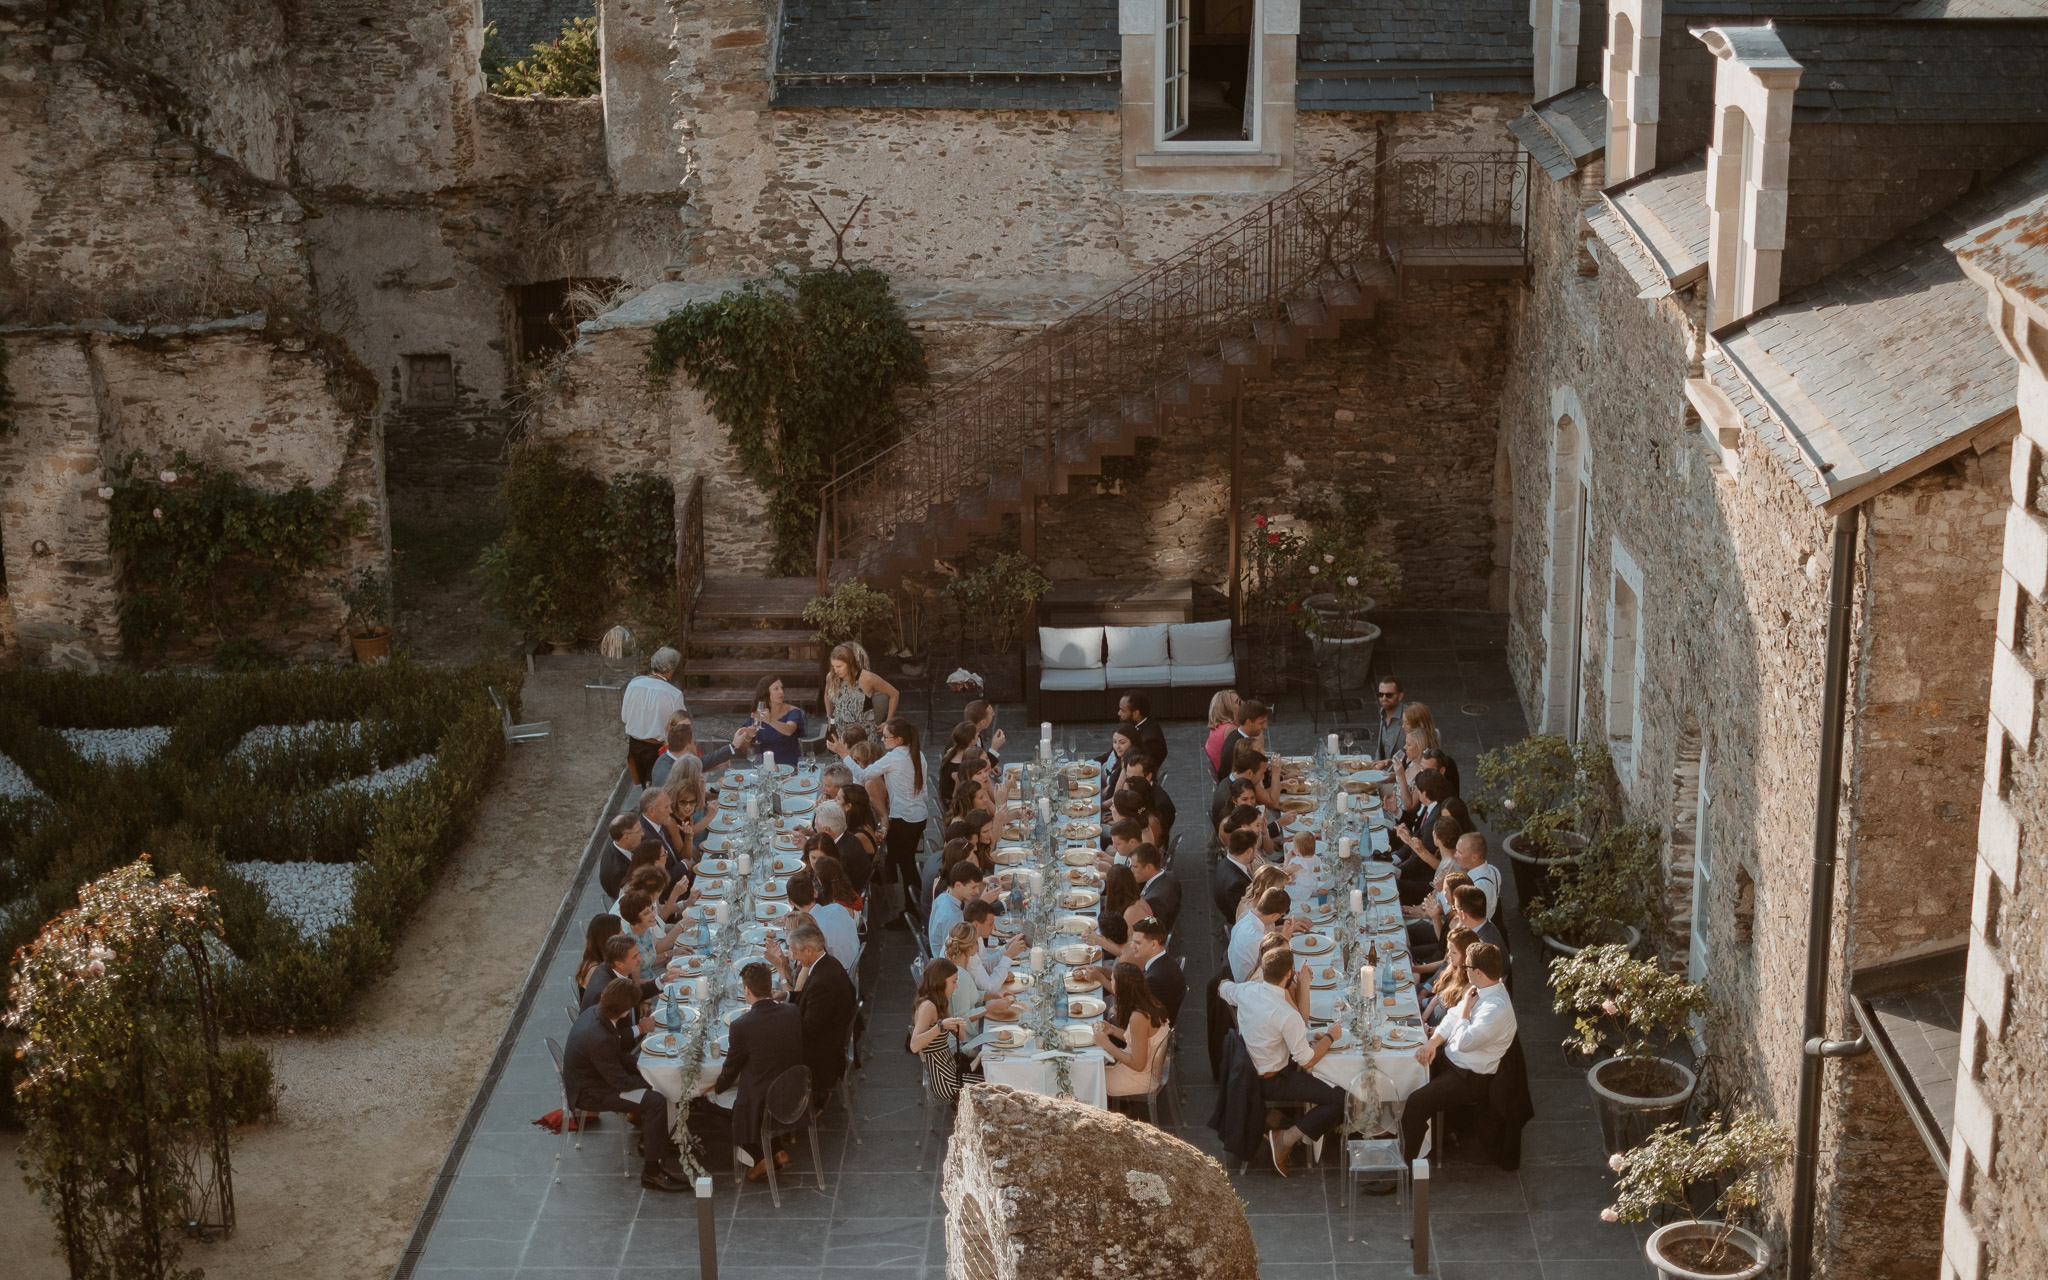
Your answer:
0;661;513;1032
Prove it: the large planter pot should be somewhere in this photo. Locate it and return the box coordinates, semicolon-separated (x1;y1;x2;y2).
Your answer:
1644;1221;1770;1280
1505;828;1589;914
1302;592;1377;628
1587;1056;1696;1155
1309;621;1381;695
1540;921;1641;959
350;628;393;663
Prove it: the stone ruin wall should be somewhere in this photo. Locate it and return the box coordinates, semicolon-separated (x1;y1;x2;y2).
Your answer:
1498;147;1979;1279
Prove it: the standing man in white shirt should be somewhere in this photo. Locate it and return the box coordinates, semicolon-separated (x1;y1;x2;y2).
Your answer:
1400;941;1518;1162
1220;948;1348;1175
622;647;687;784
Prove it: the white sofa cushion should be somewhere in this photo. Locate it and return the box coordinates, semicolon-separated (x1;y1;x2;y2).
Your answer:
1168;619;1233;668
1039;665;1108;692
1170;660;1237;687
1039;626;1104;670
1104;624;1170;669
1104;664;1174;688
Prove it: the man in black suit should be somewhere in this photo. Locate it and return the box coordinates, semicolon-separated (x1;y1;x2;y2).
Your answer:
1118;692;1169;774
1128;918;1184;1023
784;922;857;1115
599;813;643;901
581;934;660;1011
1125;754;1175;838
1213;827;1258;923
637;787;689;891
713;962;806;1178
563;978;687;1191
1132;842;1182;933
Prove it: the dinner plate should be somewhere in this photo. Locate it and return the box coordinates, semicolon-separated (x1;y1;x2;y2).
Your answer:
992;846;1030;866
1281;814;1317;833
641;1031;683;1058
1000;971;1036;995
1381;1024;1425;1048
772;815;805;832
770;832;801;852
1055;913;1097;935
1054;943;1101;967
660;977;700;1003
1279;755;1313;767
1307;963;1343;988
1348;769;1391;786
780;794;818;814
757;878;788;899
667;953;712;974
1059;821;1102;842
694;877;728;898
1064;762;1101;779
992;867;1031;888
1065;994;1106;1019
1278;796;1316;813
990;1026;1033;1050
784;775;821;794
1367;881;1398;904
682;903;718;922
698;836;733;855
653;1002;702;1030
1061;799;1096;817
1059;1024;1096;1049
723;1005;750;1025
1293;932;1336;956
741;923;783;947
697;858;734;876
770;854;805;875
1061;848;1098;867
754;901;791;920
1000;824;1027;841
993;916;1024;935
984;1003;1023;1023
1059;887;1100;910
1063;972;1103;993
1279;780;1314;796
1060;867;1100;886
1066;780;1100;798
1363;861;1397;881
708;815;747;833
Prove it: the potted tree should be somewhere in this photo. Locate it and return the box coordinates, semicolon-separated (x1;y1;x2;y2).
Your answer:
943;552;1050;703
1605;1113;1791;1280
1527;818;1662;957
1470;735;1614;913
333;566;393;663
802;580;895;649
1239;514;1306;696
1299;538;1393;695
1551;943;1712;1154
887;580;933;680
1296;485;1394;628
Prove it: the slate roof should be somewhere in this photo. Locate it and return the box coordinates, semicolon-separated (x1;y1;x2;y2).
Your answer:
1590;155;1711;297
1509;84;1608;180
772;0;1121;110
1297;0;1531;110
1764;20;2048;124
1707;151;2048;506
1949;188;2048;309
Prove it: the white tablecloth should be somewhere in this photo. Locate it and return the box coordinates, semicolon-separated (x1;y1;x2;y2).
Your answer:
981;1049;1110;1109
1315;1043;1429;1104
639;1047;735;1110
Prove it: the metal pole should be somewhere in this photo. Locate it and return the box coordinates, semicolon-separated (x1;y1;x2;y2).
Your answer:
1229;388;1244;627
1787;504;1862;1280
1410;1157;1430;1275
695;1176;717;1279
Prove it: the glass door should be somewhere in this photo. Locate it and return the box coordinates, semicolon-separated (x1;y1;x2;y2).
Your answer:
1162;0;1192;140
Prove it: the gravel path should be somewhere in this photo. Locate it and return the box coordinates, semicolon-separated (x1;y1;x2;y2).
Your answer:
230;861;360;940
59;726;171;765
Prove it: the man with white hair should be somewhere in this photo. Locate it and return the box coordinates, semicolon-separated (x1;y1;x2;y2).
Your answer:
622;646;686;784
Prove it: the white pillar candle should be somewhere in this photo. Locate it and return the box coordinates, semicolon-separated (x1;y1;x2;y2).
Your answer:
1339;836;1355;859
1030;946;1047;974
1028;869;1045;896
1361;965;1374;1003
1350;888;1364;914
1037;796;1052;824
745;794;760;819
736;853;752;876
1041;721;1053;744
713;900;728;923
1328;732;1341;757
764;751;776;774
1040;741;1052;764
1337;791;1350;813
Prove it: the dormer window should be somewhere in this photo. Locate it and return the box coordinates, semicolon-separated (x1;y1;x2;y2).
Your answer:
1698;25;1800;329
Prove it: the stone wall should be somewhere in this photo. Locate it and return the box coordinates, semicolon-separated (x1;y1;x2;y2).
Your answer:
1500;149;1984;1277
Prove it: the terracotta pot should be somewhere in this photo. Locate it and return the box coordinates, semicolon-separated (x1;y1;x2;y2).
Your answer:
1505;827;1589;915
350;628;392;663
1588;1055;1696;1155
1644;1221;1770;1280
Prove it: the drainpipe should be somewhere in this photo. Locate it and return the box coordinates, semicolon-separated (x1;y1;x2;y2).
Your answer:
1787;504;1871;1280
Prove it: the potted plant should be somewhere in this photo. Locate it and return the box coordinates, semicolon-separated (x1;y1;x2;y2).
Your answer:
802;580;895;648
942;552;1050;703
1239;514;1306;695
1527;818;1662;956
1552;943;1712;1154
1470;735;1615;912
888;580;933;679
1298;538;1393;695
332;566;393;663
1605;1113;1791;1280
1296;486;1393;627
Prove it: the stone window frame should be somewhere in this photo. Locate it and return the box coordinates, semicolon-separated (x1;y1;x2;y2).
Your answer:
1698;26;1799;330
1602;0;1661;184
404;353;456;407
1118;0;1299;193
1604;535;1645;781
1533;0;1587;102
1539;386;1593;738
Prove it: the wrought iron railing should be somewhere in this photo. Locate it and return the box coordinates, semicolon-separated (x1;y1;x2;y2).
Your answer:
675;473;705;644
1383;151;1528;249
815;149;1526;581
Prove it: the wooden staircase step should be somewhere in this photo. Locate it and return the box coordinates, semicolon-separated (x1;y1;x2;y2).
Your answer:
693;629;823;649
688;685;822;711
683;657;822;676
1320;277;1363;310
1220;334;1263;367
694;576;817;620
1286;297;1330;330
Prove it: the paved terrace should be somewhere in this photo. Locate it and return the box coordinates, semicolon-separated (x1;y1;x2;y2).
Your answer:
400;612;1661;1280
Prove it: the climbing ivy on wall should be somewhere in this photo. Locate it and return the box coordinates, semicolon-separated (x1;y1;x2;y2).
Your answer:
107;451;369;657
646;267;927;576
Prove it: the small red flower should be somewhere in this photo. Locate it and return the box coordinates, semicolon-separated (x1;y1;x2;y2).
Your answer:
1267;533;1280;544
1254;514;1268;529
1288;602;1299;612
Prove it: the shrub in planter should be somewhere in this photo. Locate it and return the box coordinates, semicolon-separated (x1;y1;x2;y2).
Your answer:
1470;735;1617;910
1605;1112;1791;1280
1527;818;1663;954
1552;943;1712;1153
803;580;895;649
944;553;1050;701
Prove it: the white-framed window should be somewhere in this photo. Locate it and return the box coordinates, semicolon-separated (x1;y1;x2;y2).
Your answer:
1157;0;1259;149
1688;733;1713;987
1606;537;1644;775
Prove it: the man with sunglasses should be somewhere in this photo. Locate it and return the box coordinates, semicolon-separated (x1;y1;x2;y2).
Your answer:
1371;678;1407;762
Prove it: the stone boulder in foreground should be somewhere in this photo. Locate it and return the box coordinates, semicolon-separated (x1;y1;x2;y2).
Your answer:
940;1083;1257;1279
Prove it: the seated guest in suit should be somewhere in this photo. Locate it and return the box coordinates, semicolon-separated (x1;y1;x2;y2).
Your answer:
574;913;625;994
786;923;857;1116
1123;755;1175;838
1213;827;1259;923
1220;948;1346;1176
1127;917;1184;1024
1450;884;1506;954
564;978;687;1191
581;933;659;1010
714;962;806;1179
598;815;642;901
636;786;690;893
1096;960;1171;1101
1131;841;1182;933
1117;692;1169;772
1400;942;1517;1163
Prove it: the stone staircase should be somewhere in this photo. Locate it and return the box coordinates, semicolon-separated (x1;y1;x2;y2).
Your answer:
680;577;824;714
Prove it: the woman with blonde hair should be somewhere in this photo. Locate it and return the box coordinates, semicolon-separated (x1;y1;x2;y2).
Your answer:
1421;928;1479;1029
660;752;712;857
1204;690;1242;780
1401;702;1442;755
1238;862;1292;921
943;923;1018;1014
824;642;899;742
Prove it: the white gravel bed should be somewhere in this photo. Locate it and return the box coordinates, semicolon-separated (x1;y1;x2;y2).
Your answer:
233;721;365;758
230;860;360;940
61;725;172;765
0;753;46;803
325;753;437;798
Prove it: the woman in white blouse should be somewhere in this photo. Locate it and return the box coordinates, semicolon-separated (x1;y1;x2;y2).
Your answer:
827;716;930;901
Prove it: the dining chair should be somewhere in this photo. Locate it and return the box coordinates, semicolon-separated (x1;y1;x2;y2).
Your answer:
1343;1131;1410;1242
738;1065;824;1208
542;1036;634;1181
489;685;554;750
836;1024;866;1145
1109;1023;1178;1128
912;1035;945;1172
